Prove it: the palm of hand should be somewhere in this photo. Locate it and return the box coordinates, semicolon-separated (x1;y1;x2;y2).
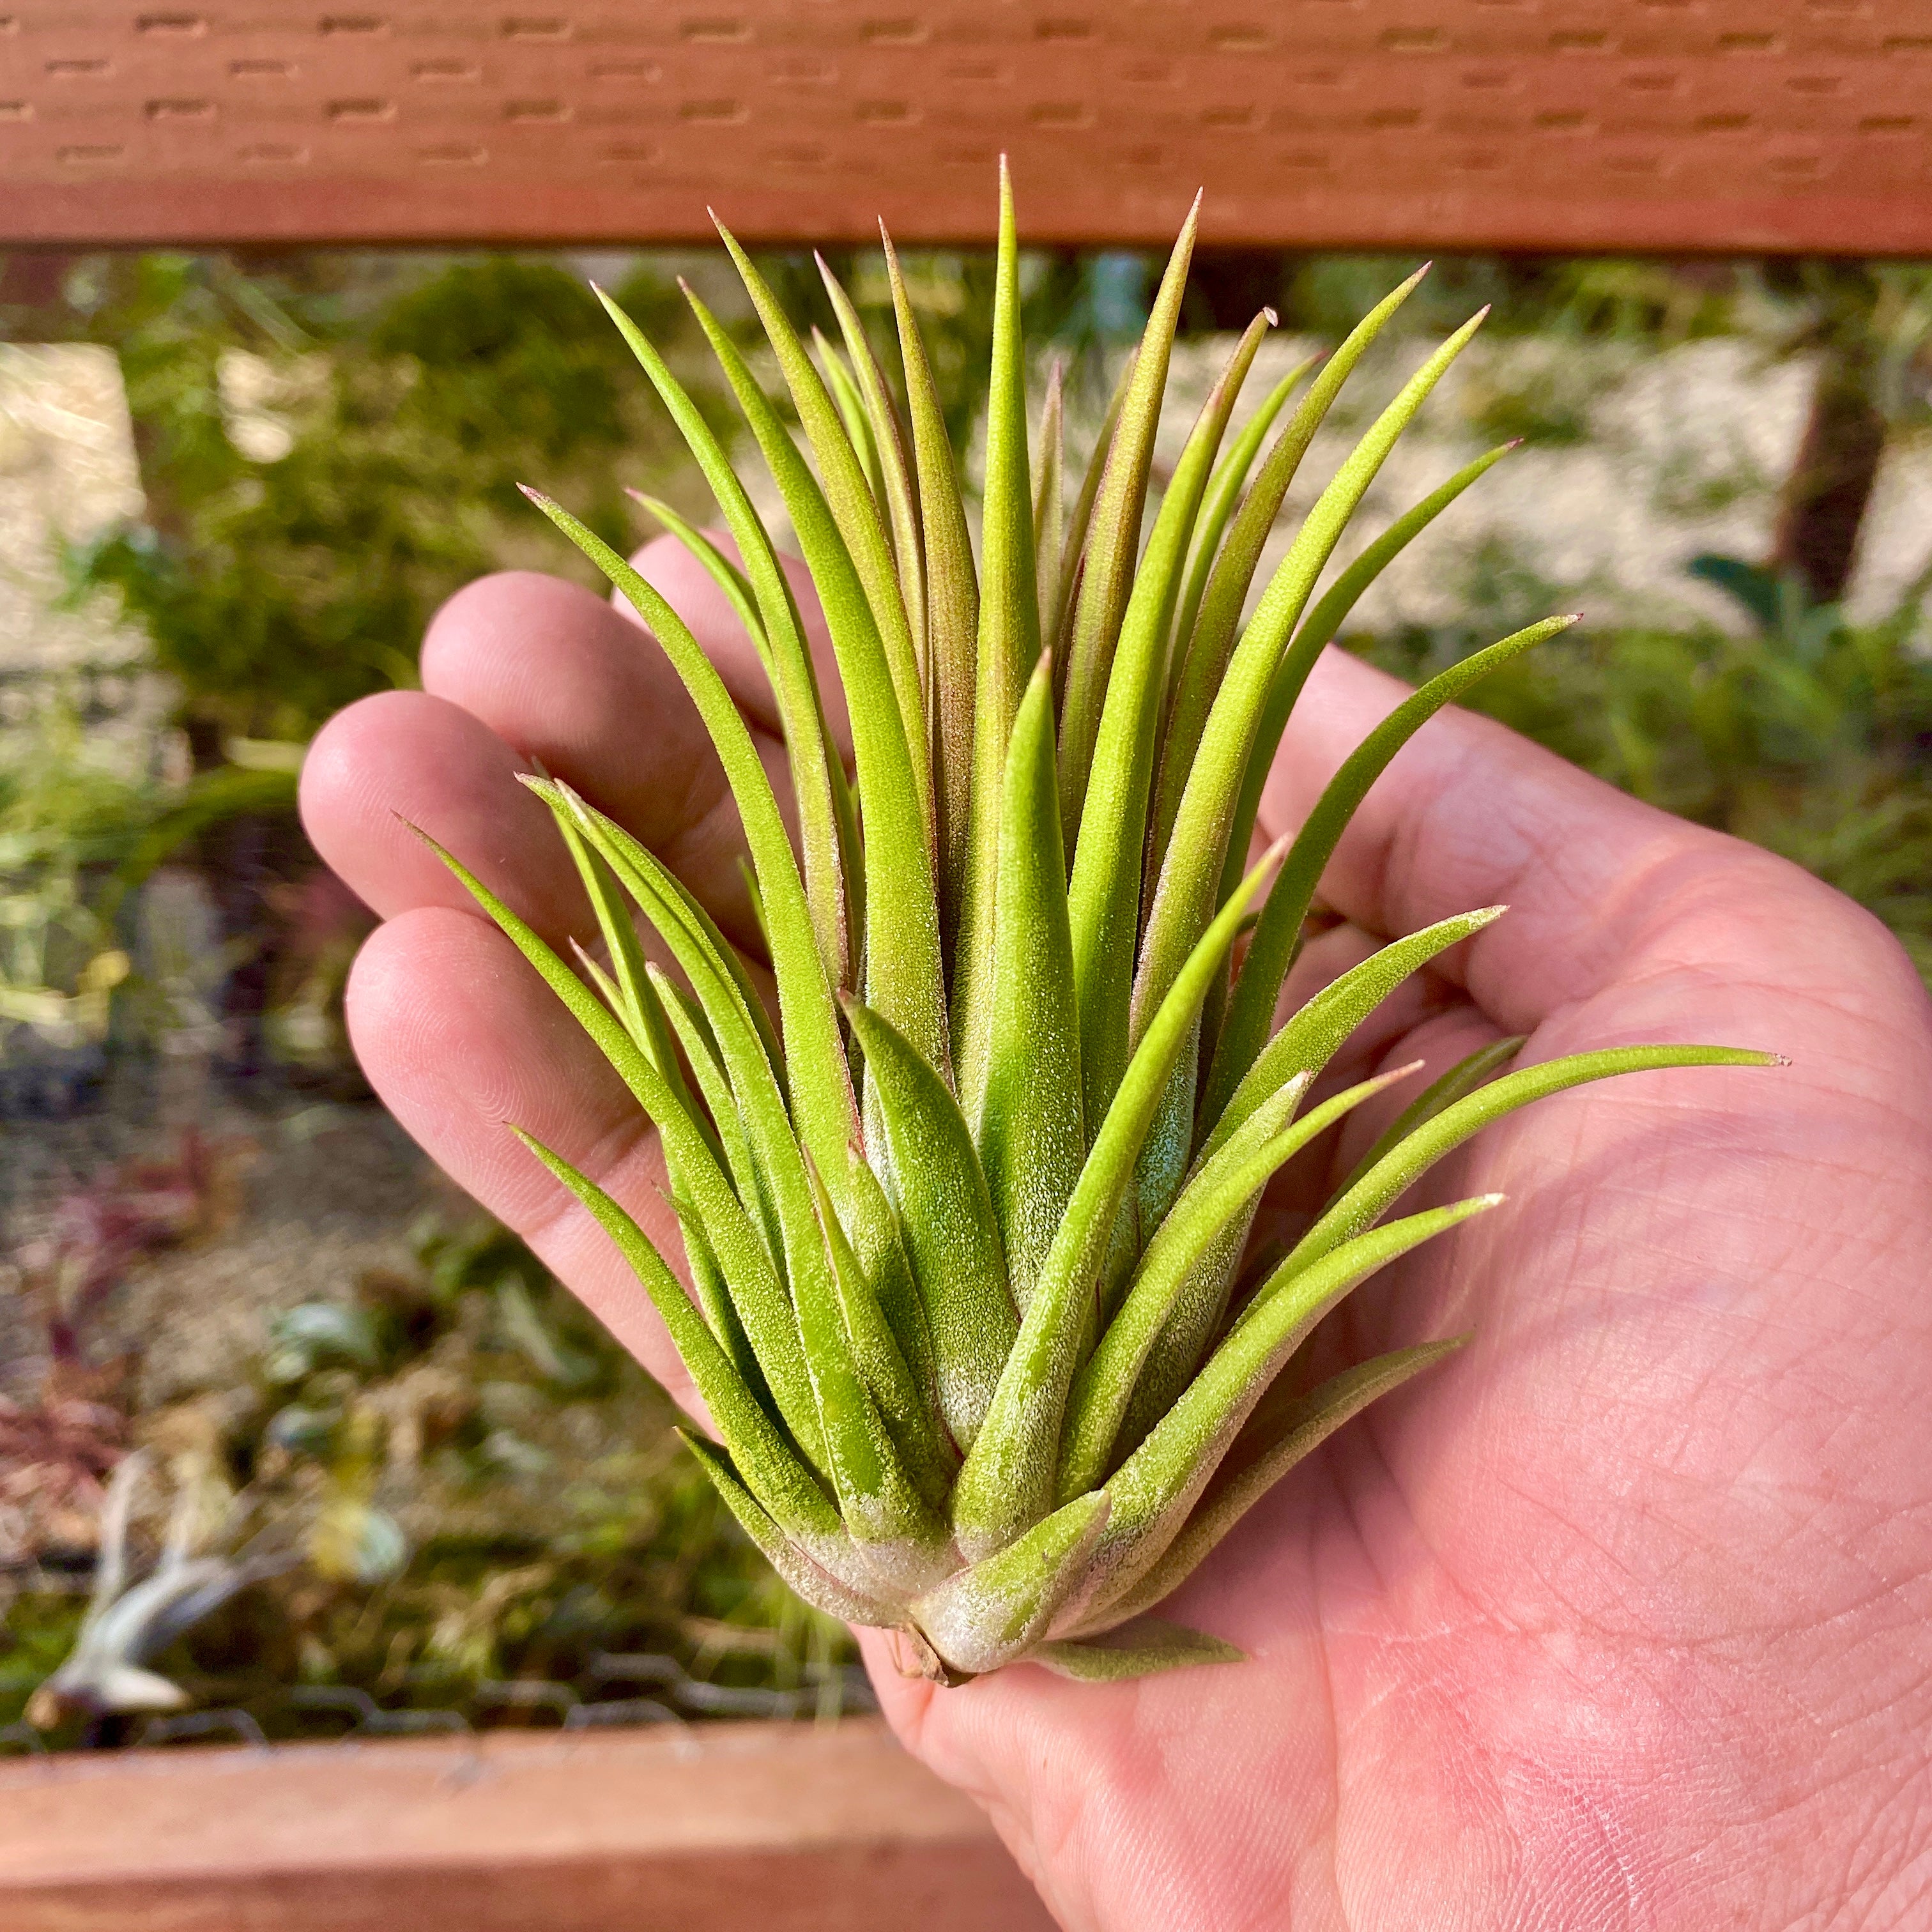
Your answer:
304;548;1932;1931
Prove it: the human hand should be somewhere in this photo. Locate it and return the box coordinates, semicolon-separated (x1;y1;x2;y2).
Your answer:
302;543;1932;1931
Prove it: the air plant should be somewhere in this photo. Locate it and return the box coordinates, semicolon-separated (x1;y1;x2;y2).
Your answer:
422;169;1774;1682
27;1453;295;1726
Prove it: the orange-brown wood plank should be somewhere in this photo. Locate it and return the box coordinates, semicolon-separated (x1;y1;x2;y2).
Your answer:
1;2;1930;252
0;1718;1056;1932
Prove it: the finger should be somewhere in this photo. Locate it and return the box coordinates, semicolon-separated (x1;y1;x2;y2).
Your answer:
303;678;785;1051
345;905;698;1409
1257;643;1836;1032
301;688;595;941
610;530;853;762
417;565;790;951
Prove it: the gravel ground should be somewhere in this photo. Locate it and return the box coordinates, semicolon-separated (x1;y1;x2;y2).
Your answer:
1154;330;1932;636
1;1065;450;1411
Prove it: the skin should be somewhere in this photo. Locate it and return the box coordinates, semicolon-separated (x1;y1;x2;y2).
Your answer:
303;539;1932;1931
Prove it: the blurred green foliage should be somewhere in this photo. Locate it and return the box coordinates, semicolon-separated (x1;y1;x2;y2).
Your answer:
0;250;736;1075
1354;555;1932;979
0;710;298;1055
13;241;1151;743
0;712;148;1046
42;253;723;745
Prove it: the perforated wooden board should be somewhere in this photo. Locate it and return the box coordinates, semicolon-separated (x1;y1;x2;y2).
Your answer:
3;3;1930;251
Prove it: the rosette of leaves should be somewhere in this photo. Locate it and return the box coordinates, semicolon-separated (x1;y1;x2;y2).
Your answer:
423;170;1774;1682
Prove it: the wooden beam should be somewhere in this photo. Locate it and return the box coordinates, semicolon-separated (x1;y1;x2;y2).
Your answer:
0;1718;1057;1932
4;3;1931;254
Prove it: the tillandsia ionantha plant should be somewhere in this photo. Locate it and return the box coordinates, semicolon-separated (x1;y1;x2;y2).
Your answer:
420;166;1777;1683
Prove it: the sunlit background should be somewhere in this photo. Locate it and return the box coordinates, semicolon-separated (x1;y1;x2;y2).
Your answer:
3;240;1928;1749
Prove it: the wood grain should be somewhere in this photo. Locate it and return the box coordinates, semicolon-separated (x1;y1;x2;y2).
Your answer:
1;1;1929;252
0;1718;1057;1932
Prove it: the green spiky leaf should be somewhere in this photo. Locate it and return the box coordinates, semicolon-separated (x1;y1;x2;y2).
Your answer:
842;997;1016;1455
978;655;1084;1312
1032;1616;1244;1680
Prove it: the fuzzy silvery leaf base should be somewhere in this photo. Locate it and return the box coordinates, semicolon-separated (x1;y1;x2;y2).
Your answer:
427;169;1775;1683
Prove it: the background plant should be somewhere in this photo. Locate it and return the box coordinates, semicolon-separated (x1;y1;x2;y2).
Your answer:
52;253;724;749
1;254;741;1085
0;224;1917;1739
4;1202;862;1749
1358;561;1932;980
